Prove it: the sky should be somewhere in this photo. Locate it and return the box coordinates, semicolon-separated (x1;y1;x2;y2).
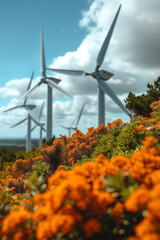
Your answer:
0;0;160;140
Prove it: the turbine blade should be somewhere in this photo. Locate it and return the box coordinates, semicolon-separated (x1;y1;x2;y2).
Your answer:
75;102;85;127
99;79;130;117
4;106;19;113
71;116;77;127
96;4;122;69
19;82;41;102
46;76;61;84
10;117;27;128
24;124;37;138
47;68;86;76
41;28;46;76
31;125;37;132
24;71;35;104
26;71;34;92
60;124;69;130
47;80;72;98
38;101;45;121
25;106;46;132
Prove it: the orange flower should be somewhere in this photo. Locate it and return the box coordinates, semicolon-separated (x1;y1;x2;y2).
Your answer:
110;155;131;171
2;210;31;236
36;220;52;240
125;187;149;212
112;202;124;227
82;218;101;237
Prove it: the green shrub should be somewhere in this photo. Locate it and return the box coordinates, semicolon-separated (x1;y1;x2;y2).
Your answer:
26;160;50;179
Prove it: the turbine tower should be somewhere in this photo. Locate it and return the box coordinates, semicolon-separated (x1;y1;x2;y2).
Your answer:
47;5;130;126
4;72;45;152
60;102;85;137
19;29;72;141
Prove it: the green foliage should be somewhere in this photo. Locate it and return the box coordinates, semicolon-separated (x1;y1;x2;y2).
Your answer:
32;160;50;177
0;189;11;221
0;148;16;171
104;170;139;201
92;123;143;159
0;187;22;224
2;161;14;171
42;135;56;147
114;123;144;157
0;170;7;179
26;160;50;179
91;134;116;159
15;148;41;160
23;175;47;199
125;77;160;117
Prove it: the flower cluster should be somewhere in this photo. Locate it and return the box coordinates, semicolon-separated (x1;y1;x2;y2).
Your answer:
61;123;108;164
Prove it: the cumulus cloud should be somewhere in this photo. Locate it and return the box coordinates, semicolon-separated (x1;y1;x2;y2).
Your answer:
1;0;160;138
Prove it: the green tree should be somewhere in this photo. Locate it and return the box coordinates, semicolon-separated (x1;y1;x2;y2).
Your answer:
125;76;160;117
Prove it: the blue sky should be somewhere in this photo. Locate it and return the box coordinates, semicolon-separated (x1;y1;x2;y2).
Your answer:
0;0;160;139
0;0;88;87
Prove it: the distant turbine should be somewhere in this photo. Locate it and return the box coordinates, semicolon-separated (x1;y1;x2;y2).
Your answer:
10;107;45;152
29;101;45;148
60;102;85;137
4;71;45;152
47;5;130;126
19;29;72;141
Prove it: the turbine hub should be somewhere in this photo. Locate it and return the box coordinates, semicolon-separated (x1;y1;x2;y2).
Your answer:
91;71;97;79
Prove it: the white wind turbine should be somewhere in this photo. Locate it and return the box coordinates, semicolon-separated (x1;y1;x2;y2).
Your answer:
47;5;130;126
60;102;85;137
4;71;46;152
19;29;72;141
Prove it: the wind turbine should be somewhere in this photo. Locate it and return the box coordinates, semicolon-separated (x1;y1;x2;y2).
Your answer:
19;29;72;141
10;108;45;152
60;102;85;137
47;5;130;126
4;71;45;152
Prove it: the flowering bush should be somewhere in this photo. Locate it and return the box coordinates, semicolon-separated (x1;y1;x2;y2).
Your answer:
1;100;160;239
0;135;160;239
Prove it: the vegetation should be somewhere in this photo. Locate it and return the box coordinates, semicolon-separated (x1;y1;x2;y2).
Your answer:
125;76;160;117
1;93;160;238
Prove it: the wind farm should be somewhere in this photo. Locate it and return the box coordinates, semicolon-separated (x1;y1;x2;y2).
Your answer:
1;0;154;149
0;3;132;151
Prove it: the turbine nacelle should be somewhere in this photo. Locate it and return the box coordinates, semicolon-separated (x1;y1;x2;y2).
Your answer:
41;77;47;84
25;104;37;110
91;70;114;81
